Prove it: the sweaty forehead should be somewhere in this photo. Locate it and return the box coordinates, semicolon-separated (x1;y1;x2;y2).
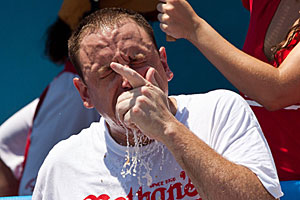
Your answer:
114;22;148;41
79;22;153;64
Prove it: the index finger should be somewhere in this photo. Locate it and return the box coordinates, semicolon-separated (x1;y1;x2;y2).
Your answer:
110;62;148;88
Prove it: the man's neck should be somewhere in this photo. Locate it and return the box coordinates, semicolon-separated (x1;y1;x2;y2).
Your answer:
169;97;178;116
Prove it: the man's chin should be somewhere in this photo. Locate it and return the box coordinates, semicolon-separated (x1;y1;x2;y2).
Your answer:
108;120;154;144
122;127;154;146
115;121;139;134
123;126;143;136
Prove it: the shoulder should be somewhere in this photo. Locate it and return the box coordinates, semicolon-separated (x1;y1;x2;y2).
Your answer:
173;89;255;126
189;89;258;127
34;121;104;196
42;121;100;165
210;90;258;124
35;121;100;185
206;89;240;99
206;89;252;111
176;89;248;109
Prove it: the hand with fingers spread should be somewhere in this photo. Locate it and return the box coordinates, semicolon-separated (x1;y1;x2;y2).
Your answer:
111;62;175;142
157;0;200;40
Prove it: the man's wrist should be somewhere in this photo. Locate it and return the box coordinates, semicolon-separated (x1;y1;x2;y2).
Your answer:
162;119;191;153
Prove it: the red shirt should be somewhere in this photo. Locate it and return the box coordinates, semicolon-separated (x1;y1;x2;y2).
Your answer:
242;0;300;181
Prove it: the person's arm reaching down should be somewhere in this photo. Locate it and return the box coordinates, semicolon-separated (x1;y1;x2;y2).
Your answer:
157;0;300;111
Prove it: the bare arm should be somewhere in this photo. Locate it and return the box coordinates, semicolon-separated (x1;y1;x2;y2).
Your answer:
157;0;300;110
163;119;275;200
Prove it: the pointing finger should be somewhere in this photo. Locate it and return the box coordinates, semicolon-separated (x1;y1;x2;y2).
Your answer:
110;62;148;88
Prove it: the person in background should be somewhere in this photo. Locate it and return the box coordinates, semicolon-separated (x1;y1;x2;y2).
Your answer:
0;0;101;196
157;0;300;198
33;7;282;199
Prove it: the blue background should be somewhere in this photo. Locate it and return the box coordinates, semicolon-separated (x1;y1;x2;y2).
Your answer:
0;0;249;124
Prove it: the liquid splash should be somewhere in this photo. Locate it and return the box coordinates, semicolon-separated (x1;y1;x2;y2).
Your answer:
119;126;166;186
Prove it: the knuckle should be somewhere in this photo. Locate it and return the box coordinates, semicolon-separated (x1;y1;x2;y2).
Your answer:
136;95;147;104
163;14;170;21
132;105;141;115
163;23;168;30
141;85;152;95
164;3;174;13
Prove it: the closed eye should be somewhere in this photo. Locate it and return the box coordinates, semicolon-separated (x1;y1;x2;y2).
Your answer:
97;65;113;79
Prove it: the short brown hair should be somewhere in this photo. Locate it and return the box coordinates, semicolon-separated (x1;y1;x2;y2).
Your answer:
68;7;158;80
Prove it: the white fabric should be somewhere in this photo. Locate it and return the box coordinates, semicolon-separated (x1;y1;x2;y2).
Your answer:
32;90;283;199
246;99;300;110
0;98;39;179
17;72;100;195
0;71;100;195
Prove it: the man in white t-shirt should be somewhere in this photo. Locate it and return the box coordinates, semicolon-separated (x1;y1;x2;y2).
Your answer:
33;8;283;200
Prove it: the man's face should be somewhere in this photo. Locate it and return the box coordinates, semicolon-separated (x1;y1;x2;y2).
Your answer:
74;20;173;131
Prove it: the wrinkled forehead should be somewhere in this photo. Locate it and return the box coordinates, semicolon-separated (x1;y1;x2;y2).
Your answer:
79;21;153;56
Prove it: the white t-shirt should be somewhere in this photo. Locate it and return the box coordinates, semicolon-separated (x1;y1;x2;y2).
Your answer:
0;98;39;179
0;71;100;195
33;90;283;199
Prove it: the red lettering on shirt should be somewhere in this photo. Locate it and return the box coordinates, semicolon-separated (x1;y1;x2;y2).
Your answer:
84;194;126;200
84;171;202;200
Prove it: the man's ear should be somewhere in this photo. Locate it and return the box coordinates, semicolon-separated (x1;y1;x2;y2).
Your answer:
73;77;94;109
159;47;174;81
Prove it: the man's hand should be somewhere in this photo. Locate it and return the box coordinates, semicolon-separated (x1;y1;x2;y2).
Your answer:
111;62;175;142
157;0;200;41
